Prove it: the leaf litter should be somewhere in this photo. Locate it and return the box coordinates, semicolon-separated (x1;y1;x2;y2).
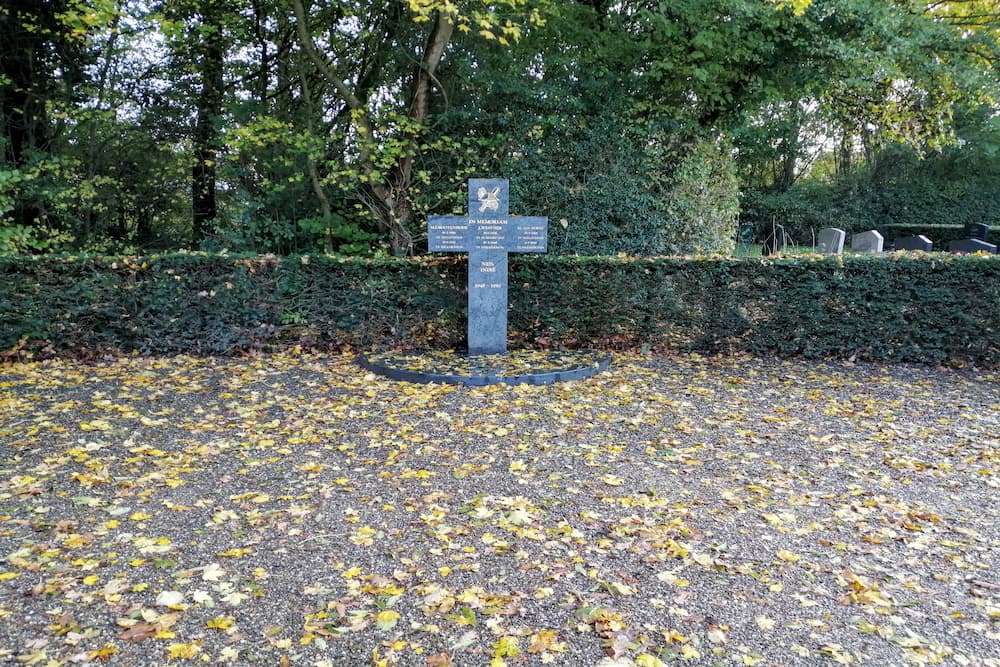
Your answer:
0;352;997;666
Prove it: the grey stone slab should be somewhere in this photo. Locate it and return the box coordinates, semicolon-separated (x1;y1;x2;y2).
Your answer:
948;238;997;254
468;249;509;355
851;230;883;253
894;235;933;252
427;178;549;355
356;352;612;386
428;216;471;251
817;227;846;255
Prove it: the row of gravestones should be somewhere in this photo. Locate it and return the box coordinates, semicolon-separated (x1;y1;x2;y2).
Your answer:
763;223;997;256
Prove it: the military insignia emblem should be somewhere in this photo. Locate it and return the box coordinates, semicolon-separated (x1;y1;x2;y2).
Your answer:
477;186;501;213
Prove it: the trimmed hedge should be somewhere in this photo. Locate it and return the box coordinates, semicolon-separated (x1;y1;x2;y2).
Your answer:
1;252;998;366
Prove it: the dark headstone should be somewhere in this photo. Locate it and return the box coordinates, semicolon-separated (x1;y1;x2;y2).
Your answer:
964;223;990;242
948;238;997;254
428;178;548;355
761;224;788;256
894;235;933;252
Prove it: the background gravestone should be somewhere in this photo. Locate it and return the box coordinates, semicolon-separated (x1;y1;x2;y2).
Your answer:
851;230;884;253
948;238;997;254
894;235;933;252
817;227;846;255
964;223;990;242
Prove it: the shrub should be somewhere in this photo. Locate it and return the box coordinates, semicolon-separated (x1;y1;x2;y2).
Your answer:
1;252;997;366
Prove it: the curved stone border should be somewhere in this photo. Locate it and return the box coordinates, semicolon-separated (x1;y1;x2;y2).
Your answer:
357;350;612;386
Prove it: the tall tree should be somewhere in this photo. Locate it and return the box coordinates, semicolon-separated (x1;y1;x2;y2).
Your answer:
0;0;90;229
290;0;448;255
191;3;226;244
156;0;236;246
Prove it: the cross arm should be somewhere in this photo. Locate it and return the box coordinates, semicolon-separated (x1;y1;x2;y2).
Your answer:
428;215;472;252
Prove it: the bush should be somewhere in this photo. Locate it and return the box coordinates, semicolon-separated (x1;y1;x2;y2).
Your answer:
662;140;739;255
2;252;997;366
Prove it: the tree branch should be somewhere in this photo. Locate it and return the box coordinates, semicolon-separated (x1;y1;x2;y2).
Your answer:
290;0;364;112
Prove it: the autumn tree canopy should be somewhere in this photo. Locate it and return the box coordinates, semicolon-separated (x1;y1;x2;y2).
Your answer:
1;0;998;255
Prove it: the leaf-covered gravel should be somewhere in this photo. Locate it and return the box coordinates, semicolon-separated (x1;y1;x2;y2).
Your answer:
0;352;997;666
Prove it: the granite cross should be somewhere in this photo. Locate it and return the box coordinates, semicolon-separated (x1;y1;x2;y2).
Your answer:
428;178;548;355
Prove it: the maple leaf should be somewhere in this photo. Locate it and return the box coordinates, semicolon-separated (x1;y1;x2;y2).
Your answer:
206;615;236;631
527;629;558;653
636;655;667;667
201;562;226;581
155;590;185;609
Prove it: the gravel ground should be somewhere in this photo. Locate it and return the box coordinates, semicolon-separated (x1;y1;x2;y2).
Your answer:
0;352;997;667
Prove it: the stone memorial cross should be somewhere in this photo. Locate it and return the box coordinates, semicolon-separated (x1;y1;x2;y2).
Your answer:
428;178;548;355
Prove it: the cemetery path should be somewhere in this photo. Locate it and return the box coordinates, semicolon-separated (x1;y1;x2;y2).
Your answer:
0;352;997;667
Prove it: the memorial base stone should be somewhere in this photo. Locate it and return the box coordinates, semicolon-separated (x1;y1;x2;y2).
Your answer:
359;350;612;386
360;178;610;386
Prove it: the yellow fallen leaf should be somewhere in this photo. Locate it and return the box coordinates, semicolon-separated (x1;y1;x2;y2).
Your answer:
376;609;400;630
155;590;185;608
527;629;557;653
217;547;252;558
166;642;201;659
680;645;701;660
206;615;235;631
707;627;728;643
755;616;776;630
777;549;801;563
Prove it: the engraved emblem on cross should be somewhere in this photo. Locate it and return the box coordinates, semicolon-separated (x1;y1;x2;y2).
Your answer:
477;186;501;213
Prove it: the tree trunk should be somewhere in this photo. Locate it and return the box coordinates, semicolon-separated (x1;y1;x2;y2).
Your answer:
295;54;334;252
191;5;225;246
291;0;452;256
1;0;54;229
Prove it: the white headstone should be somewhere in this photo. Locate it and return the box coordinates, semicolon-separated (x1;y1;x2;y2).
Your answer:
851;230;883;254
817;227;846;255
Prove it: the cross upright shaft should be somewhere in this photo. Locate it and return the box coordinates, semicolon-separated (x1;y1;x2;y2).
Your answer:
428;179;548;355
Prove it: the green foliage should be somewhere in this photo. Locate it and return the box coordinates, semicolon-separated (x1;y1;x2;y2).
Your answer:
2;253;996;366
298;215;380;256
741;135;1000;245
740;184;839;245
663;140;739;255
2;0;998;257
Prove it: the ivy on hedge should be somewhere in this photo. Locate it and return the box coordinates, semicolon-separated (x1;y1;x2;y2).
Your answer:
1;252;997;366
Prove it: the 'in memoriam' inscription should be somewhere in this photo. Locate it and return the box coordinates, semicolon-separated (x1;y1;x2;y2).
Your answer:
428;179;548;355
